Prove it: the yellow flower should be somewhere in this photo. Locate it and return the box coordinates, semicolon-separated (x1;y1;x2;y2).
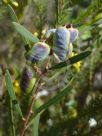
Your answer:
34;32;39;37
70;52;81;72
69;107;78;118
13;80;21;96
42;29;46;35
73;61;81;72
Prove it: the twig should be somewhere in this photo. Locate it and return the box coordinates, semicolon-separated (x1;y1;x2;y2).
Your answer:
20;77;42;136
10;99;15;136
20;54;51;136
55;0;59;25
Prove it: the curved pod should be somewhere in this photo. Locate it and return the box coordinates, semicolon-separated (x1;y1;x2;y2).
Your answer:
53;27;70;61
25;42;50;63
68;27;79;43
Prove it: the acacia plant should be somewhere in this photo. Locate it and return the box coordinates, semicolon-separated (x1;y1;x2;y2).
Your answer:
1;0;102;136
4;3;91;136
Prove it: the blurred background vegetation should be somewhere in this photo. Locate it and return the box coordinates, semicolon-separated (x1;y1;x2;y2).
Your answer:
0;0;102;136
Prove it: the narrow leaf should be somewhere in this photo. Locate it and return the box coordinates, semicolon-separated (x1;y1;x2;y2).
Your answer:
32;114;40;136
5;70;23;118
13;22;39;43
7;5;27;44
35;78;74;113
49;51;91;70
5;70;16;101
7;4;19;22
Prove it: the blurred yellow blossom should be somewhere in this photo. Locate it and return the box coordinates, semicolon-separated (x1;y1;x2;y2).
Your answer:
71;52;81;72
42;29;47;35
34;32;39;37
68;107;78;118
13;80;21;96
73;61;81;72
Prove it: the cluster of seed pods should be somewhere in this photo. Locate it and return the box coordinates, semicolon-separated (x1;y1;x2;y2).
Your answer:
20;67;36;93
22;25;78;91
24;25;78;64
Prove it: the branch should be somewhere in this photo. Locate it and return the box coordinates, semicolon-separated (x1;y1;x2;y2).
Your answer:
20;77;42;136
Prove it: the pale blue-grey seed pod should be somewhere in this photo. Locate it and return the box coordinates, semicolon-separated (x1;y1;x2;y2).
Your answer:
68;27;79;43
25;42;50;63
53;27;70;61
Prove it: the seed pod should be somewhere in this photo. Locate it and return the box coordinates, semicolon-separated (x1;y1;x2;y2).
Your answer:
25;42;50;63
53;27;70;61
20;67;36;93
68;27;79;43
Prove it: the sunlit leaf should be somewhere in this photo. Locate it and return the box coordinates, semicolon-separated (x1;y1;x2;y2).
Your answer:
32;114;40;136
79;25;94;33
7;4;19;22
13;22;39;43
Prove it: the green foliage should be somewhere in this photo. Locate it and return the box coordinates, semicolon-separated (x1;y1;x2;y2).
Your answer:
5;70;23;118
13;22;39;43
35;78;74;114
0;0;102;135
7;4;19;22
50;51;91;70
32;113;40;136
